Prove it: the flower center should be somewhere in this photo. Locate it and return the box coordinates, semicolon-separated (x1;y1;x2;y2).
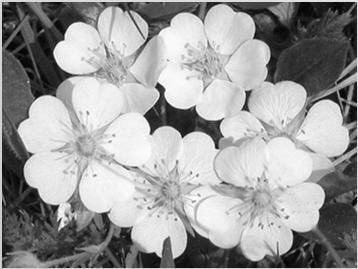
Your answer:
75;134;97;158
161;180;182;201
181;42;224;80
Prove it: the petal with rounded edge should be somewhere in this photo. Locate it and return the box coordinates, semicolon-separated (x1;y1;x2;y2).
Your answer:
306;153;335;183
225;39;270;90
159;63;203;109
296;100;349;157
72;77;125;130
196;79;246;121
159;13;207;63
276;182;325;232
131;212;187;258
24;152;77;205
18;96;72;153
220;111;266;141
215;138;266;187
248;81;307;129
205;4;255;55
56;76;85;108
79;161;135;213
102;113;151;167
53;22;105;74
266;137;313;186
120;83;159;115
98;7;148;57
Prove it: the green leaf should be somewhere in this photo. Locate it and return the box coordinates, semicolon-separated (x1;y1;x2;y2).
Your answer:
317;171;357;201
2;50;33;127
136;2;199;20
160;237;175;268
235;2;280;10
274;38;349;96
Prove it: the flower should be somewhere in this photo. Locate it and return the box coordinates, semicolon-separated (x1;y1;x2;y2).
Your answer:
54;6;166;115
195;137;325;261
220;81;349;180
158;4;270;120
108;126;220;258
18;77;152;213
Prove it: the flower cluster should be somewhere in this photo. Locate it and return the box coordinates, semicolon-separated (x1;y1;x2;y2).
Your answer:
18;4;349;263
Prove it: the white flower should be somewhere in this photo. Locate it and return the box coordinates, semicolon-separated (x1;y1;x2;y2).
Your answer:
18;77;152;213
220;81;349;181
108;126;220;258
195;137;325;261
54;6;166;115
158;4;270;120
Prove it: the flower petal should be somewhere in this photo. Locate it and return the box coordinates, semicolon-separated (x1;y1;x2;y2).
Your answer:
53;22;105;74
130;35;167;88
56;76;85;108
215;138;266;187
307;153;335;183
179;132;219;185
72;77;125;130
159;13;207;63
240;217;293;261
131;212;187;258
296;100;349;157
195;195;243;248
79;161;135;213
248;81;307;128
102;112;151;167
225;39;270;90
204;4;255;55
196;79;246;121
23;152;77;205
266;137;313;186
18;96;72;153
220;111;266;142
119;83;159;115
276;182;325;232
97;7;148;57
159;63;203;109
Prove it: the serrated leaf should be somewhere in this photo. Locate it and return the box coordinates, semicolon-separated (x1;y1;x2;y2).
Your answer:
317;171;357;201
160;237;175;268
274;38;349;96
136;2;198;20
235;2;280;10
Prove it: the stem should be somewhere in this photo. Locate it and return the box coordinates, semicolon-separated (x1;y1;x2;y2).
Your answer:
333;147;357;166
44;252;90;267
198;2;207;20
125;245;139;268
312;227;345;268
105;247;122;268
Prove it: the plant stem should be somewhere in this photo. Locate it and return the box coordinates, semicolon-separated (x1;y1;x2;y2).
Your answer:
198;2;207;20
312;227;346;268
43;252;90;267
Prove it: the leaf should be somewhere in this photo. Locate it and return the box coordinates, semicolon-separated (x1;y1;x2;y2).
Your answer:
2;50;33;127
317;171;357;201
235;2;280;10
160;237;175;268
136;2;199;20
268;2;298;27
274;38;349;96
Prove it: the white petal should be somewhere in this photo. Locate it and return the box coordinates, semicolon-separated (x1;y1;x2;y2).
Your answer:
56;76;85;108
159;13;207;63
225;39;270;90
196;79;246;121
307;153;335;183
296;100;349;157
204;4;255;55
131;212;187;258
276;182;325;232
53;22;105;74
18;96;72;153
240;216;293;261
130;35;167;88
220;111;266;141
108;193;142;227
179;132;219;185
159;63;203;109
120;83;159;115
23;152;77;205
142;126;183;176
79;161;135;213
248;81;307;128
72;77;125;130
215;138;266;187
266;137;313;186
98;7;148;57
102;113;151;167
195;195;243;248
